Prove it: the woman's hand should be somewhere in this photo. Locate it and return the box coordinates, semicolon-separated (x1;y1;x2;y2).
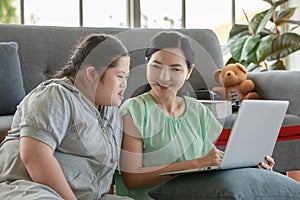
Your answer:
258;155;275;170
194;148;224;168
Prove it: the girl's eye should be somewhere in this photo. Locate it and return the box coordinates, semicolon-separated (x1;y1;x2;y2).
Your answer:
117;75;129;79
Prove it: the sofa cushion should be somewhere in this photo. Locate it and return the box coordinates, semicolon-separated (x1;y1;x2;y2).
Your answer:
0;42;25;115
216;114;300;146
149;168;300;200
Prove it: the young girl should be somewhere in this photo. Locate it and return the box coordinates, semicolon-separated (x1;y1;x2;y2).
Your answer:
0;34;132;200
115;31;275;200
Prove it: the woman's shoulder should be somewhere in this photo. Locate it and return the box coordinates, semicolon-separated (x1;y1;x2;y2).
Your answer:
120;93;152;116
183;95;205;107
121;93;151;108
183;96;213;117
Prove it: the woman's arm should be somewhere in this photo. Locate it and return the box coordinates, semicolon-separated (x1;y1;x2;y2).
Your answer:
120;113;224;190
20;137;77;200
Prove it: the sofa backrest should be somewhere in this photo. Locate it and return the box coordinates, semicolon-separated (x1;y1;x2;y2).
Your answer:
248;71;300;117
0;24;224;100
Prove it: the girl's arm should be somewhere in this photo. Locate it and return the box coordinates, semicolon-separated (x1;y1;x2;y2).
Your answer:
20;137;77;200
120;113;223;190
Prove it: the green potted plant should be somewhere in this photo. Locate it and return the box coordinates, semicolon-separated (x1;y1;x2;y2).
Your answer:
223;0;300;71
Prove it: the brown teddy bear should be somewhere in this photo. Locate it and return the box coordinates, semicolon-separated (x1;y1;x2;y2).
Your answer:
212;63;260;102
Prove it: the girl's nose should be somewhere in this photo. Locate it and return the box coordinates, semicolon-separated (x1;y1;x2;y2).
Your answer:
120;77;127;88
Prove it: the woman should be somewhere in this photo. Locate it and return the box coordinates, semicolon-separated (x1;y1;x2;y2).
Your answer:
115;31;275;200
0;33;132;200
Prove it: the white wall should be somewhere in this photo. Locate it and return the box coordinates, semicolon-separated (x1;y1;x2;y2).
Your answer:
288;0;300;70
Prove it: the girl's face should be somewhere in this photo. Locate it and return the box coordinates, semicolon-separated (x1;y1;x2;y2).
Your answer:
96;56;130;107
147;48;193;98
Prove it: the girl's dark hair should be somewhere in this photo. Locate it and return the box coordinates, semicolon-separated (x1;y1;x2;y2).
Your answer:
55;33;128;78
145;31;194;68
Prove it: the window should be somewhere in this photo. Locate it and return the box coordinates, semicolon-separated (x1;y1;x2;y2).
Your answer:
185;0;232;44
83;0;126;27
24;0;79;26
140;0;182;29
1;0;299;70
235;0;270;25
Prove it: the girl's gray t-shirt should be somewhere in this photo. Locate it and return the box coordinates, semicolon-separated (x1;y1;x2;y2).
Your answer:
0;77;122;200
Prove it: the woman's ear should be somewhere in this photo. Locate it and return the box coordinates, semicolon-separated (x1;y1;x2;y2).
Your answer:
186;64;195;80
85;65;100;82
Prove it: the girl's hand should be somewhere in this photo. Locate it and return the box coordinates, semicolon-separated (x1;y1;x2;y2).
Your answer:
258;155;275;170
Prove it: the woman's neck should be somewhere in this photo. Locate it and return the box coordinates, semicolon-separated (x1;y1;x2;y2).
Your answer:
149;91;185;118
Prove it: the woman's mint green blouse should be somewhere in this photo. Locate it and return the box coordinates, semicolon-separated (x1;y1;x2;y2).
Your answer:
115;93;223;200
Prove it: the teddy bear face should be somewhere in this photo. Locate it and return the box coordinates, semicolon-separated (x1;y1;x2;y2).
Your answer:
219;64;247;87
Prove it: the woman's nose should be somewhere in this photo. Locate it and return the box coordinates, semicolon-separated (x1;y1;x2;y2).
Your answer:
158;67;171;81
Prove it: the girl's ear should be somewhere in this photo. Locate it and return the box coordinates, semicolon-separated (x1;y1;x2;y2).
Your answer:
186;64;195;80
85;65;100;82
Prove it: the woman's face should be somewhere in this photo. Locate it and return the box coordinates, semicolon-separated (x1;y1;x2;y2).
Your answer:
96;56;130;107
147;48;193;98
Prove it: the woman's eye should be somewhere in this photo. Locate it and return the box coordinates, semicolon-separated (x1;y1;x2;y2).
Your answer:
151;64;161;69
171;68;180;72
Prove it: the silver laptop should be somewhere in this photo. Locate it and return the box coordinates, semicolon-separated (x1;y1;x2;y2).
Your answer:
160;100;289;176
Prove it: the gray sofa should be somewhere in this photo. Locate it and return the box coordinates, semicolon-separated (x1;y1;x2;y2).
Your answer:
0;24;299;176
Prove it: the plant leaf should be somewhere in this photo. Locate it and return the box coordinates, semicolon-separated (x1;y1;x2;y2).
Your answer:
230;35;249;61
281;19;300;26
273;0;288;7
267;32;300;60
229;24;249;38
262;0;274;6
250;8;275;34
225;57;238;65
223;27;249;55
275;7;296;25
230;35;261;63
256;35;273;62
241;35;261;63
269;59;287;70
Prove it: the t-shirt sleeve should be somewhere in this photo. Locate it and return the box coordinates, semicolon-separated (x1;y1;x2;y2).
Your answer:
18;84;72;150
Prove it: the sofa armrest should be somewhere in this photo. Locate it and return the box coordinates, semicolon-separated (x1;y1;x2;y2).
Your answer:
248;71;300;117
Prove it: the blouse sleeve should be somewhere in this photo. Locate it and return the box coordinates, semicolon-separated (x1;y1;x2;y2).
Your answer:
18;84;72;150
200;103;223;155
119;97;147;136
